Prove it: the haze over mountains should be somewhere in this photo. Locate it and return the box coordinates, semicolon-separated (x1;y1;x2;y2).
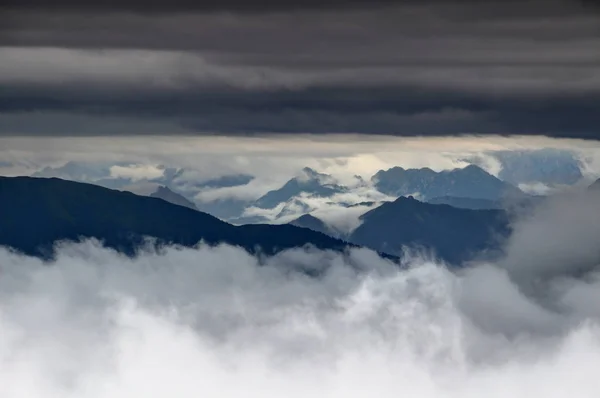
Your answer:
233;163;523;225
3;147;598;266
4;154;599;265
2;157;600;267
23;148;591;226
0;176;352;260
0;174;511;264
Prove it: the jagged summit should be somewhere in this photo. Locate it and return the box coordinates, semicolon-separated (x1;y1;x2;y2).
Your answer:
372;164;521;201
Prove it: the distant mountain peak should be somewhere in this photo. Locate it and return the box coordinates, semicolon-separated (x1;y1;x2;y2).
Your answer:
461;164;487;173
155;185;171;192
150;185;198;210
350;195;510;264
297;167;337;185
302;167;319;175
254;167;347;209
372;164;521;201
288;213;336;238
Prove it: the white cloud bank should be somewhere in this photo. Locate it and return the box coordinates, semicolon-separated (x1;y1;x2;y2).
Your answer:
2;243;600;398
2;190;600;397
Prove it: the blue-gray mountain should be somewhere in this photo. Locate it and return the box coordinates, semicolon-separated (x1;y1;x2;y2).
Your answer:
254;167;347;209
493;149;583;186
348;196;511;264
289;214;337;238
150;185;198;210
290;197;511;264
372;164;522;201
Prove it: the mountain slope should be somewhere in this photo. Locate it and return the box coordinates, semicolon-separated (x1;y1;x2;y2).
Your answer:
254;167;347;209
0;177;353;258
288;214;333;236
348;196;510;264
150;185;198;210
372;165;521;201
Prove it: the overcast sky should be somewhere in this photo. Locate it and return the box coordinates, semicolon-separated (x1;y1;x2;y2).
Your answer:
1;0;599;138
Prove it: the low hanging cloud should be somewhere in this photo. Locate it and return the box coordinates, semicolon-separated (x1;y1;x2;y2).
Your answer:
108;164;166;181
2;187;600;396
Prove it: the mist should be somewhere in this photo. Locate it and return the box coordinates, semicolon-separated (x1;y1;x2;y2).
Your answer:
2;190;600;397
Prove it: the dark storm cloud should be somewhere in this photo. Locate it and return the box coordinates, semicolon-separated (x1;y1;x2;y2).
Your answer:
0;0;563;12
2;0;402;12
0;0;599;138
3;0;600;13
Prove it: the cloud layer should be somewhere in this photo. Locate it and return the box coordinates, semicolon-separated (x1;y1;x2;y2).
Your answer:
1;0;599;137
2;188;600;396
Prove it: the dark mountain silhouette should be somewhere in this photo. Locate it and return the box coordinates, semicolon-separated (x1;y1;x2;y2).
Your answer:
0;177;354;259
589;178;600;191
372;164;522;201
254;167;347;209
348;196;510;264
150;186;198;210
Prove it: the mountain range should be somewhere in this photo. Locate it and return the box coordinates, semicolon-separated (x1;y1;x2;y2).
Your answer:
372;164;522;201
28;162;527;224
289;196;510;263
348;196;510;263
0;177;351;259
0;175;513;265
4;173;599;265
253;168;348;210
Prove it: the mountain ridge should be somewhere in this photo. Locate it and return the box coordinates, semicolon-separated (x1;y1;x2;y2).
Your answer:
348;195;510;264
372;164;522;201
0;176;355;259
150;185;198;210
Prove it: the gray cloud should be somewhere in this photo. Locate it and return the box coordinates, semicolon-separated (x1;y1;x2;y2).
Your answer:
501;190;600;287
1;0;599;137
